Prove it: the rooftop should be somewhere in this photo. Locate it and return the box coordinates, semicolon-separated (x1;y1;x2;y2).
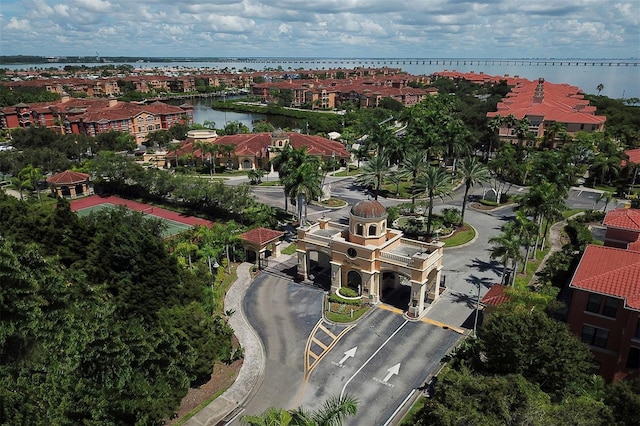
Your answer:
570;245;640;311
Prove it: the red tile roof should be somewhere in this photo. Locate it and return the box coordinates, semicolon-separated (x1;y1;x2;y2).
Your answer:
570;245;640;310
481;284;511;307
623;148;640;166
171;132;350;160
603;208;640;231
46;170;90;185
240;227;284;245
487;78;605;125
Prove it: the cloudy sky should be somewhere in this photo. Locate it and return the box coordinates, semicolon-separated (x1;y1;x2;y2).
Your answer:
1;0;638;59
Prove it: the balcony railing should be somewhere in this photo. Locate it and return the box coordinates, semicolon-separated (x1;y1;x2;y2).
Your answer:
380;251;414;267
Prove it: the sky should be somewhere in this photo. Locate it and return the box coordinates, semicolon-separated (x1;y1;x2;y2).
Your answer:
1;0;639;59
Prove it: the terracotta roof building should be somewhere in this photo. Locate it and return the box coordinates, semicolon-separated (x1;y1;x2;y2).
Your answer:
296;198;445;318
0;97;193;145
239;227;285;268
46;170;93;198
567;208;640;382
486;77;606;146
168;130;350;172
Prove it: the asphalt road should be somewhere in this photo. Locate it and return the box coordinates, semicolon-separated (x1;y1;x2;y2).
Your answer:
229;173;624;424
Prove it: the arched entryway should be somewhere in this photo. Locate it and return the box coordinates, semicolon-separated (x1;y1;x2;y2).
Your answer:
307;250;331;289
380;271;411;310
346;270;362;295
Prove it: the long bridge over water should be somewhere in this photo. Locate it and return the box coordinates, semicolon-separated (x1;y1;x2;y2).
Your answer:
204;58;638;67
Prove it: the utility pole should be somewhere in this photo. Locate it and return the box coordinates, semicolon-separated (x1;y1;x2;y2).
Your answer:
472;282;481;338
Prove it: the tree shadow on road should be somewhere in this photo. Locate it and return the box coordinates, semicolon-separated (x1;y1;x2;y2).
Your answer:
467;258;502;276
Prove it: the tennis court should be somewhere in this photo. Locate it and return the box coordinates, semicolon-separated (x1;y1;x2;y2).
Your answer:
76;202;195;238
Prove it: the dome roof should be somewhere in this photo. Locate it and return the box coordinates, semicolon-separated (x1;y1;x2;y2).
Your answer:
350;198;387;219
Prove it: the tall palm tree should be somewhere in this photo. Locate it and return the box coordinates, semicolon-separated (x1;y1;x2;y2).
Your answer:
489;226;524;286
416;165;453;236
289;159;322;225
242;394;358;426
486;116;503;160
18;164;44;202
357;153;389;200
457;156;490;226
399;149;428;211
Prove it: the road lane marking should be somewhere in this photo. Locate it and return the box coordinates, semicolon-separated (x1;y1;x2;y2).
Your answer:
340;320;409;399
378;304;467;335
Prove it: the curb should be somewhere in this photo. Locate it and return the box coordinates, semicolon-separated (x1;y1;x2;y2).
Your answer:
184;262;265;426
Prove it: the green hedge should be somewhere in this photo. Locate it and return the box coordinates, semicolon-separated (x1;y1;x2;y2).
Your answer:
328;293;361;305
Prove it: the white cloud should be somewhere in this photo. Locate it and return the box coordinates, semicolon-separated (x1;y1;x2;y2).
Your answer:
5;16;30;30
0;0;637;59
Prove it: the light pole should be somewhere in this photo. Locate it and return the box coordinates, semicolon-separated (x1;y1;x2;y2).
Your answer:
472;282;481;338
332;151;336;174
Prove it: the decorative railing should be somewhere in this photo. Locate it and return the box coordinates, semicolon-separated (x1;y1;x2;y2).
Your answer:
380;251;414;267
303;233;332;246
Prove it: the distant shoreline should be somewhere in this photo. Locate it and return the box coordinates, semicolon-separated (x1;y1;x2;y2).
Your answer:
1;56;639;66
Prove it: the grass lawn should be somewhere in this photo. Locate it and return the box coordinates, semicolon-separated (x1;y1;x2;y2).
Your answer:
334;166;360;177
281;243;297;255
318;197;347;208
441;225;476;247
514;246;549;289
563;208;584;218
258;180;282;186
399;395;426;425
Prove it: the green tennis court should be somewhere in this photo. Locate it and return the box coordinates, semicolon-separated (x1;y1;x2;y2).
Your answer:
76;203;193;238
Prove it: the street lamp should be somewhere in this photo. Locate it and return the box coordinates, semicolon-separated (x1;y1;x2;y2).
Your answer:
471;282;481;338
332;151;336;174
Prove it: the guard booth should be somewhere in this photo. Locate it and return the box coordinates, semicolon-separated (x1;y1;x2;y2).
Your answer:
239;227;284;269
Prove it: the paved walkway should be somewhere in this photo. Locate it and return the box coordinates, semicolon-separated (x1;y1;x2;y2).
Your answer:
185;262;264;426
185;251;296;426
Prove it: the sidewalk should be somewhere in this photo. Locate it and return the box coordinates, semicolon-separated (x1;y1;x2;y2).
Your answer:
185;262;264;426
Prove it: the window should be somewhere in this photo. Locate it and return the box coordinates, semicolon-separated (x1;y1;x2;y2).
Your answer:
347;248;357;258
586;294;601;313
368;225;377;236
626;347;640;369
581;325;608;348
356;223;363;236
602;298;618;318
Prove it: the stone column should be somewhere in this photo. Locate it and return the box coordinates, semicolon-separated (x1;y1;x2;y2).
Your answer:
273;241;281;258
330;261;342;294
297;250;308;281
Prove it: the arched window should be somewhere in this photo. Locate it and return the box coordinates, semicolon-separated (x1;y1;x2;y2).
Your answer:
356;223;363;235
368;225;377;236
347;271;362;294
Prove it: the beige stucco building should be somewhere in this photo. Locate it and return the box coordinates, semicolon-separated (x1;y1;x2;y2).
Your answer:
296;199;444;317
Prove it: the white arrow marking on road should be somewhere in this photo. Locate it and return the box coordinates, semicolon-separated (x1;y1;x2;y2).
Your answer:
383;363;401;383
338;347;357;366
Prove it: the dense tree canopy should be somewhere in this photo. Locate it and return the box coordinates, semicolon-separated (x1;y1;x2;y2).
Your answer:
0;194;235;424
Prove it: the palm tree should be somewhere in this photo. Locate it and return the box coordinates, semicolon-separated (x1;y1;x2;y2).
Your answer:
457;156;490;226
489;225;524;286
242;394;358;426
18;164;44;202
596;83;604;95
515;181;567;256
399;149;428;211
288;159;322;224
357;153;389;200
486;116;503;160
416;165;453;236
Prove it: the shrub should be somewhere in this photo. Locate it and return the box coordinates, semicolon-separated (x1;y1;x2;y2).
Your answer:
578;209;606;224
329;292;361;305
441;208;461;227
338;287;359;298
480;199;498;207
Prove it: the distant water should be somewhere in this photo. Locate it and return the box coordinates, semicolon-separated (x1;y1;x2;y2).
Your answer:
5;58;639;99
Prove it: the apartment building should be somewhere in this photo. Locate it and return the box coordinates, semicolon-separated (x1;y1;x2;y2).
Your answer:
0;96;193;145
567;208;640;382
